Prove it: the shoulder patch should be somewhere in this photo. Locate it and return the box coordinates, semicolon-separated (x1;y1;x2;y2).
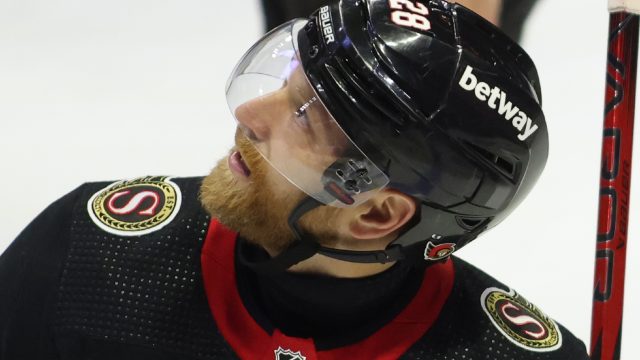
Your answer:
481;287;562;352
87;176;182;236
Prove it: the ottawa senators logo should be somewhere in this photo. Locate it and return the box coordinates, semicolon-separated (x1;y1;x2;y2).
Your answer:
274;347;306;360
87;176;182;236
424;241;455;261
481;287;562;352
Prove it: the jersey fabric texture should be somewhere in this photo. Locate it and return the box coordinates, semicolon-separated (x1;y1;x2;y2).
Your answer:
0;176;589;359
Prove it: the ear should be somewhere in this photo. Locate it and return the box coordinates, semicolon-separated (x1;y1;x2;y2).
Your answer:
348;189;417;240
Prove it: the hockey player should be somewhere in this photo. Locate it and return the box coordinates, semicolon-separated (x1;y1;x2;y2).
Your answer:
0;0;589;359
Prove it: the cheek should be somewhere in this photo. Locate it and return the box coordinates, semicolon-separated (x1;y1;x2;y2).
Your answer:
269;130;337;180
242;143;302;202
264;165;305;202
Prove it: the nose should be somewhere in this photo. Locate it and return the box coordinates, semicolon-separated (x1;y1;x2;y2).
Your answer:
234;90;288;142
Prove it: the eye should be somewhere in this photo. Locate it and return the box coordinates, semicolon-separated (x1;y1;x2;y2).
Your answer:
294;96;318;128
294;107;309;127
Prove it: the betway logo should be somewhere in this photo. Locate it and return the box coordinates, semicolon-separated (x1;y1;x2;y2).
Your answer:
459;66;538;142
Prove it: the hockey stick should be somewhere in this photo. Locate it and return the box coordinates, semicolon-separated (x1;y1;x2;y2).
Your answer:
590;1;639;359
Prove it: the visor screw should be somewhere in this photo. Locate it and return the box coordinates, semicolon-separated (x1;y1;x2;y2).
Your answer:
304;21;315;32
309;45;320;58
344;180;358;192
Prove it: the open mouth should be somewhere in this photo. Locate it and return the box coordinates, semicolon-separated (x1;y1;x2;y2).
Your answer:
228;150;251;178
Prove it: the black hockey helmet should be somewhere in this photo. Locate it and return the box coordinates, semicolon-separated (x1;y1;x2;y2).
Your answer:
225;0;548;268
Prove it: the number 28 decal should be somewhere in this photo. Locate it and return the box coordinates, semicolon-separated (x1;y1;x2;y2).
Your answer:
389;0;431;31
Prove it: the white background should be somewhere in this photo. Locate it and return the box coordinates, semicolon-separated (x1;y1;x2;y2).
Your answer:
0;0;638;358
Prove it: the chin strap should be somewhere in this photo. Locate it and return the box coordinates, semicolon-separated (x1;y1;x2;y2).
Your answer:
244;196;413;274
288;197;409;264
241;196;323;274
316;245;406;263
242;192;492;273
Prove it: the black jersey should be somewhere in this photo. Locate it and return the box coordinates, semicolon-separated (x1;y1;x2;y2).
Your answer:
0;176;588;359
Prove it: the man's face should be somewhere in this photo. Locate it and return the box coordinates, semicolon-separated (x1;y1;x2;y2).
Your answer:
200;64;343;254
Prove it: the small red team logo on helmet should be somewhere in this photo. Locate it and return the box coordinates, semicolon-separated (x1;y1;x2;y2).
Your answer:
424;241;456;261
87;176;182;237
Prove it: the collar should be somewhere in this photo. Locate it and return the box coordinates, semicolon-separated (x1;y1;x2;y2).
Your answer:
200;218;455;360
235;237;423;348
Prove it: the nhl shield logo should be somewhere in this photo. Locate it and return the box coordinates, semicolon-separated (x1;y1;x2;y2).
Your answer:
274;347;306;360
424;241;456;261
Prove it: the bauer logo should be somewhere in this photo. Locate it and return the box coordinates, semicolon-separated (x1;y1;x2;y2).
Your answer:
481;287;562;352
319;6;335;44
459;65;539;141
87;176;182;237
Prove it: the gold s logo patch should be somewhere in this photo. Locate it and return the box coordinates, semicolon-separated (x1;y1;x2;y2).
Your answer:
87;176;182;236
481;287;562;352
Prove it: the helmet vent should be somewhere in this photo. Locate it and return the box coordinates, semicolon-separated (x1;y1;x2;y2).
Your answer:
465;142;516;179
495;156;516;178
456;216;486;231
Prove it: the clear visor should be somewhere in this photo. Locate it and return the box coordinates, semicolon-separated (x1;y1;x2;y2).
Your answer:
225;19;389;207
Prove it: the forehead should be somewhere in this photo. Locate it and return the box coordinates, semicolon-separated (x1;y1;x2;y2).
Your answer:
285;59;314;92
